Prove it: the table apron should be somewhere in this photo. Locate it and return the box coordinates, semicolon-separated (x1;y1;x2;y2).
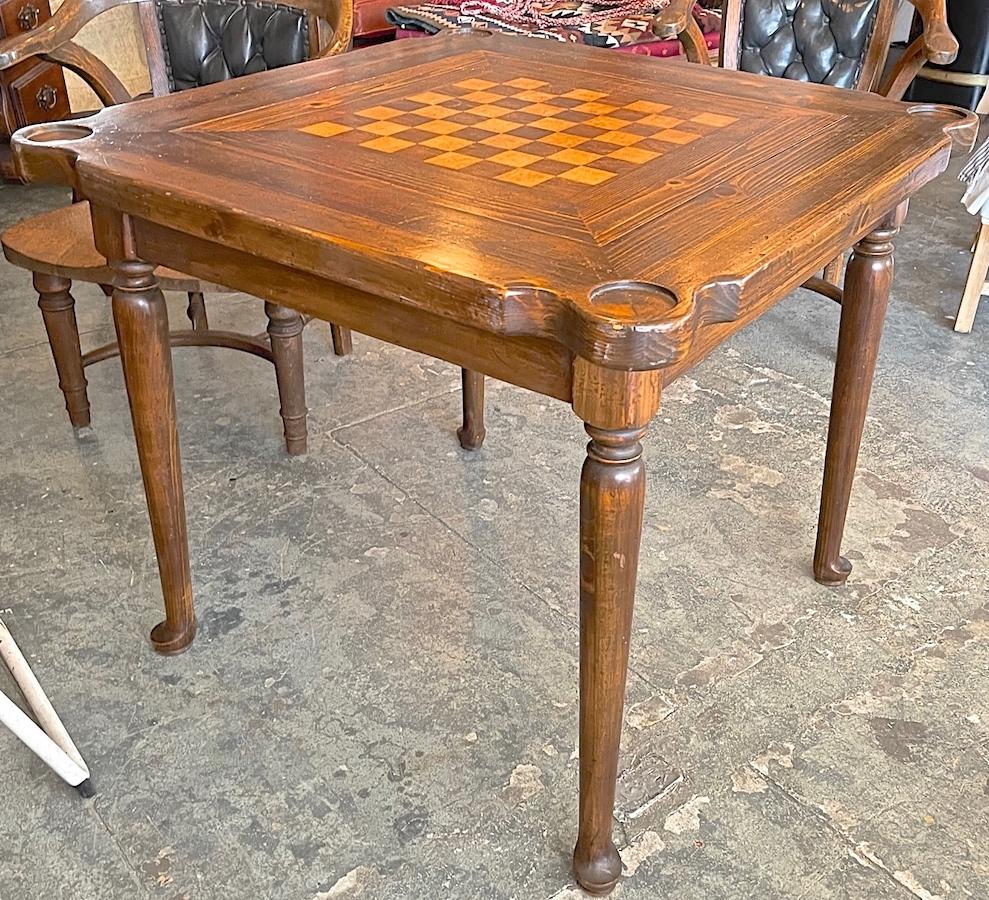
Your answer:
127;216;576;403
99;193;908;403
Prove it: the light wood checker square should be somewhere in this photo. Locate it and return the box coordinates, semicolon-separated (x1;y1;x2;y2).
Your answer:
292;75;738;189
300;121;351;138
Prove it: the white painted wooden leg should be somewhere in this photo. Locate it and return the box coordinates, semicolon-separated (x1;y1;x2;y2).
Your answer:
0;692;90;788
0;618;93;794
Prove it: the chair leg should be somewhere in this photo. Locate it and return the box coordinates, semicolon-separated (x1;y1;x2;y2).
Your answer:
823;252;846;286
34;273;91;429
330;324;353;356
265;302;308;456
955;222;989;334
186;291;208;331
457;369;486;450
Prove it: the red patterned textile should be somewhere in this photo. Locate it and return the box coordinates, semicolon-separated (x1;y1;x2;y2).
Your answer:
387;0;721;54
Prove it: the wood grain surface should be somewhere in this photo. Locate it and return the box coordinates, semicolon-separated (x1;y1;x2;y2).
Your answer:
12;31;965;372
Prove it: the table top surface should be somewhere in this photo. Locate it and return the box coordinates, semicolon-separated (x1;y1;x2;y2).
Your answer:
14;32;968;369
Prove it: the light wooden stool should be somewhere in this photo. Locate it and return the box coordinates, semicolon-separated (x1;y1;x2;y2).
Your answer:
956;220;988;332
957;134;989;332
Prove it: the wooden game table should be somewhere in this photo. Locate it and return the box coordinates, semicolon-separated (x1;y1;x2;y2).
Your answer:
11;31;976;895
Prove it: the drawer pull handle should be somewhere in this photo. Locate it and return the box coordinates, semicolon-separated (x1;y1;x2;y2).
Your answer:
17;4;40;30
35;85;58;112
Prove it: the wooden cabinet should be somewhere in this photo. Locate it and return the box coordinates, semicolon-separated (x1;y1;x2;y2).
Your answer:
1;0;69;180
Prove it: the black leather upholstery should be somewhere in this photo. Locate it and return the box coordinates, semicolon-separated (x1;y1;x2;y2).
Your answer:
158;0;310;92
738;0;881;88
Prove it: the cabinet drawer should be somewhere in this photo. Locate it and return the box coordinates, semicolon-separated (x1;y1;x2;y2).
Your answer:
8;62;70;125
0;0;52;37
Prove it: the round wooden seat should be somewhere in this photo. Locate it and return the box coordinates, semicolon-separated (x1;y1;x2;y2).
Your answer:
0;0;359;467
1;200;225;292
2;198;309;454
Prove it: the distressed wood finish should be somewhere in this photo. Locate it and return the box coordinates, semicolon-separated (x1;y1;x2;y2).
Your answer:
655;0;963;292
11;33;976;895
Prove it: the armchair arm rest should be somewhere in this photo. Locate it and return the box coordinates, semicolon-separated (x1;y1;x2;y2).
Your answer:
46;41;132;105
651;0;694;38
651;0;711;65
879;35;924;100
0;0;142;71
280;0;353;57
879;0;959;100
906;0;958;67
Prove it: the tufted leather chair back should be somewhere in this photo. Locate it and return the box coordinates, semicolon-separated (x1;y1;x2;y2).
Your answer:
722;0;899;92
156;0;312;92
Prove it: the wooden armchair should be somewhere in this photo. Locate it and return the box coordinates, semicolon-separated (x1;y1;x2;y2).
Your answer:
654;0;957;98
0;0;354;455
653;0;961;286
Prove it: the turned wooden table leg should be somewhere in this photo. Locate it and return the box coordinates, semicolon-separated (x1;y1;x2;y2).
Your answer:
814;217;897;585
34;273;91;429
457;368;486;450
570;360;659;896
265;302;308;456
186;291;209;331
573;422;647;894
330;324;353;356
112;259;196;653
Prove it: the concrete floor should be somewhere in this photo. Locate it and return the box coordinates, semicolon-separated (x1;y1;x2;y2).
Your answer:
0;142;987;900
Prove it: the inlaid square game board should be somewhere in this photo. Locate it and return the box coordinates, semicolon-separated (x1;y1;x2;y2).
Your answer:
298;76;737;187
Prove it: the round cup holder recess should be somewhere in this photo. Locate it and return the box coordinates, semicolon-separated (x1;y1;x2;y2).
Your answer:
589;281;680;315
906;103;968;122
905;103;980;149
21;123;94;144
